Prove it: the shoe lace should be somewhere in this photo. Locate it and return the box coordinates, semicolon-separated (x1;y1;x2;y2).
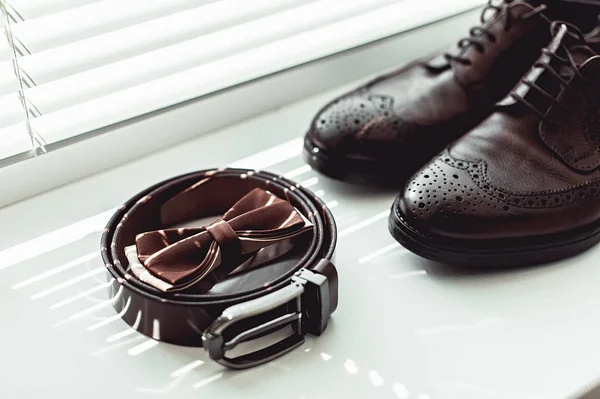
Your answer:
509;21;591;121
444;0;547;66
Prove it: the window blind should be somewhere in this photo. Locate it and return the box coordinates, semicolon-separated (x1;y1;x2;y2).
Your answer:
0;0;483;162
1;6;32;159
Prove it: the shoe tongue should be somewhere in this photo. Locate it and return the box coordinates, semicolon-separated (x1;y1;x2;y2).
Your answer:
533;0;600;33
521;0;543;5
497;25;571;111
512;0;600;31
569;45;597;66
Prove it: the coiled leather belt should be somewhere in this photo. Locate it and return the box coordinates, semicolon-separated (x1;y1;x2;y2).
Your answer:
100;168;338;369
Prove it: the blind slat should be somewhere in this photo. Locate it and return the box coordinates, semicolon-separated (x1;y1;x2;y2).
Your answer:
6;0;99;21
0;64;18;97
0;0;396;127
0;15;10;62
0;0;309;87
13;0;482;146
0;39;11;63
0;124;32;160
8;0;214;53
0;94;23;128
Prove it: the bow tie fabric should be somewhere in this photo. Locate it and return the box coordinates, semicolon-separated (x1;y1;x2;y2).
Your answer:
127;188;313;292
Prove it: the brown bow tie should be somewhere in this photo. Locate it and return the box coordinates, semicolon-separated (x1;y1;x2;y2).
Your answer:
130;188;313;292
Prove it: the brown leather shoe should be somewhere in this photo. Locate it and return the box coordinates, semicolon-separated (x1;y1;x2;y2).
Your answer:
390;23;600;267
304;0;600;185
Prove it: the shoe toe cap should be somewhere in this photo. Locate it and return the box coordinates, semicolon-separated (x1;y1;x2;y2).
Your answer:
307;89;400;153
395;154;512;240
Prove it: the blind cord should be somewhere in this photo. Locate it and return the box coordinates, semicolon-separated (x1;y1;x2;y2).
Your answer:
1;0;46;155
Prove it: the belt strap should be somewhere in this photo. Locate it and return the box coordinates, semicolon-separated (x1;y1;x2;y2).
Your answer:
100;168;338;369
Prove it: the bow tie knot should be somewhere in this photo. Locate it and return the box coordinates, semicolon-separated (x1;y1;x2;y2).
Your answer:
205;218;241;264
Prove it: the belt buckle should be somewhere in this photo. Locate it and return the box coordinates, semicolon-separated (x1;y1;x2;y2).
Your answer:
202;260;337;369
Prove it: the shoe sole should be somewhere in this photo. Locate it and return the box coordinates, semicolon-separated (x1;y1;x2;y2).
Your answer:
303;136;410;187
388;196;600;268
